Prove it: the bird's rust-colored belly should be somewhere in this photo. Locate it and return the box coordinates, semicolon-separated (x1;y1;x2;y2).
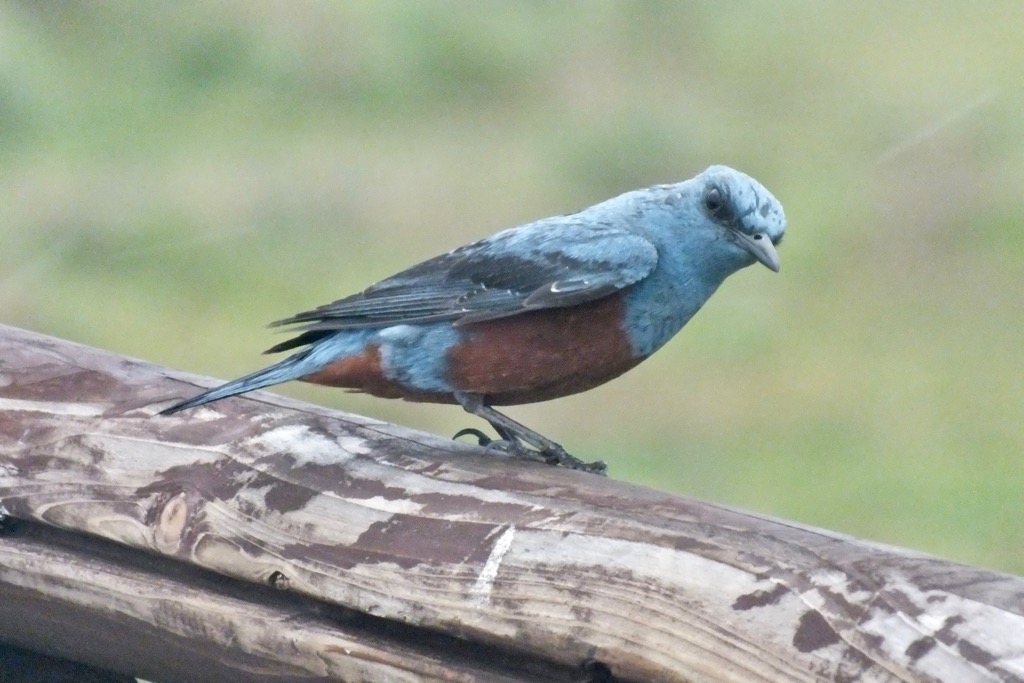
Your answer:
302;294;642;406
448;293;642;405
301;345;421;400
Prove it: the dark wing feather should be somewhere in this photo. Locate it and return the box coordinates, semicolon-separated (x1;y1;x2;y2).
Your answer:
267;219;658;351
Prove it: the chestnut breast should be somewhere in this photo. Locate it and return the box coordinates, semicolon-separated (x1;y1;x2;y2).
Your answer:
302;293;641;405
447;293;642;405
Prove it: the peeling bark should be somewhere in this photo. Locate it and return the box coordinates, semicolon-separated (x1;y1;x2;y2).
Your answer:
0;324;1022;682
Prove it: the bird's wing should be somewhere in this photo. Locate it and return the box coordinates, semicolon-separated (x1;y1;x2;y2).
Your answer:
272;219;658;335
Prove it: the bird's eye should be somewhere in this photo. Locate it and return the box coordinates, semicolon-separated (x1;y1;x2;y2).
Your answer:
703;187;725;216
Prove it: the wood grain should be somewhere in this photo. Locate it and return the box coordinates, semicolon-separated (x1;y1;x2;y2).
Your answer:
1;324;1022;682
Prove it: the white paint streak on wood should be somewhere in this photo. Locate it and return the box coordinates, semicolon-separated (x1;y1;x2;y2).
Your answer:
0;397;104;416
355;496;424;515
470;526;516;608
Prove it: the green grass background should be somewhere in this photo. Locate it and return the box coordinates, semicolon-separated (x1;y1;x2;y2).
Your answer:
2;3;1022;573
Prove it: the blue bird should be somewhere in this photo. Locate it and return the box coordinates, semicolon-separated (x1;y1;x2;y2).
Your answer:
160;165;786;474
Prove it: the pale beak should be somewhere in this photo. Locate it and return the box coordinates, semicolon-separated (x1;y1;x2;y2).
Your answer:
732;230;780;272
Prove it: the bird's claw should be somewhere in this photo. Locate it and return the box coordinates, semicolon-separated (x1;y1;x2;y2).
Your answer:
453;428;607;475
453;427;493;446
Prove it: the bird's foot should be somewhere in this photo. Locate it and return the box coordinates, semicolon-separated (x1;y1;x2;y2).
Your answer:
452;427;607;475
454;428;544;462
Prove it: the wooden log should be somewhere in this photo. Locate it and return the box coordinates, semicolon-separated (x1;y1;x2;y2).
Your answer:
0;521;567;682
0;323;1022;682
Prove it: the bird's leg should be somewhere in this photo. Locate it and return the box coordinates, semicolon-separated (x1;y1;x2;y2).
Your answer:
453;392;608;475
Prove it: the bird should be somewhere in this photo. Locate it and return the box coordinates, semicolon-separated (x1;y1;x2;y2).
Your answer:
160;165;786;475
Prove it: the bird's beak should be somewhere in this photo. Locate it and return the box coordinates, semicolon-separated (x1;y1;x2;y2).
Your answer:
732;230;780;272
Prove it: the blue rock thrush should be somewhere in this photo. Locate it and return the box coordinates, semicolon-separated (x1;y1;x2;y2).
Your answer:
160;165;786;475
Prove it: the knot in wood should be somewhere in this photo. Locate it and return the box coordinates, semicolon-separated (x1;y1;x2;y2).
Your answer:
154;492;190;553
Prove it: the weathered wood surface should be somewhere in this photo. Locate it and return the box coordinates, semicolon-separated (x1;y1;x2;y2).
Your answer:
0;521;563;683
1;323;1023;683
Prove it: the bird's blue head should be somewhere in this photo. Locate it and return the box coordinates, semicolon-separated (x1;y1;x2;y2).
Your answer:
688;165;786;273
616;165;786;357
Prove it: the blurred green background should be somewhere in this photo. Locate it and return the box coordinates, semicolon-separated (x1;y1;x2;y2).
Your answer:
1;3;1022;573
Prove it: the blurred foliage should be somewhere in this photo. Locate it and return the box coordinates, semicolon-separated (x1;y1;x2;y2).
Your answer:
1;2;1022;573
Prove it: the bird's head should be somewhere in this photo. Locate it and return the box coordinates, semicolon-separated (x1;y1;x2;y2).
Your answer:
692;165;786;273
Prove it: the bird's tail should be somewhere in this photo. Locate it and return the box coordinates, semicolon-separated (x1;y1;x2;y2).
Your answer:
158;344;336;415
